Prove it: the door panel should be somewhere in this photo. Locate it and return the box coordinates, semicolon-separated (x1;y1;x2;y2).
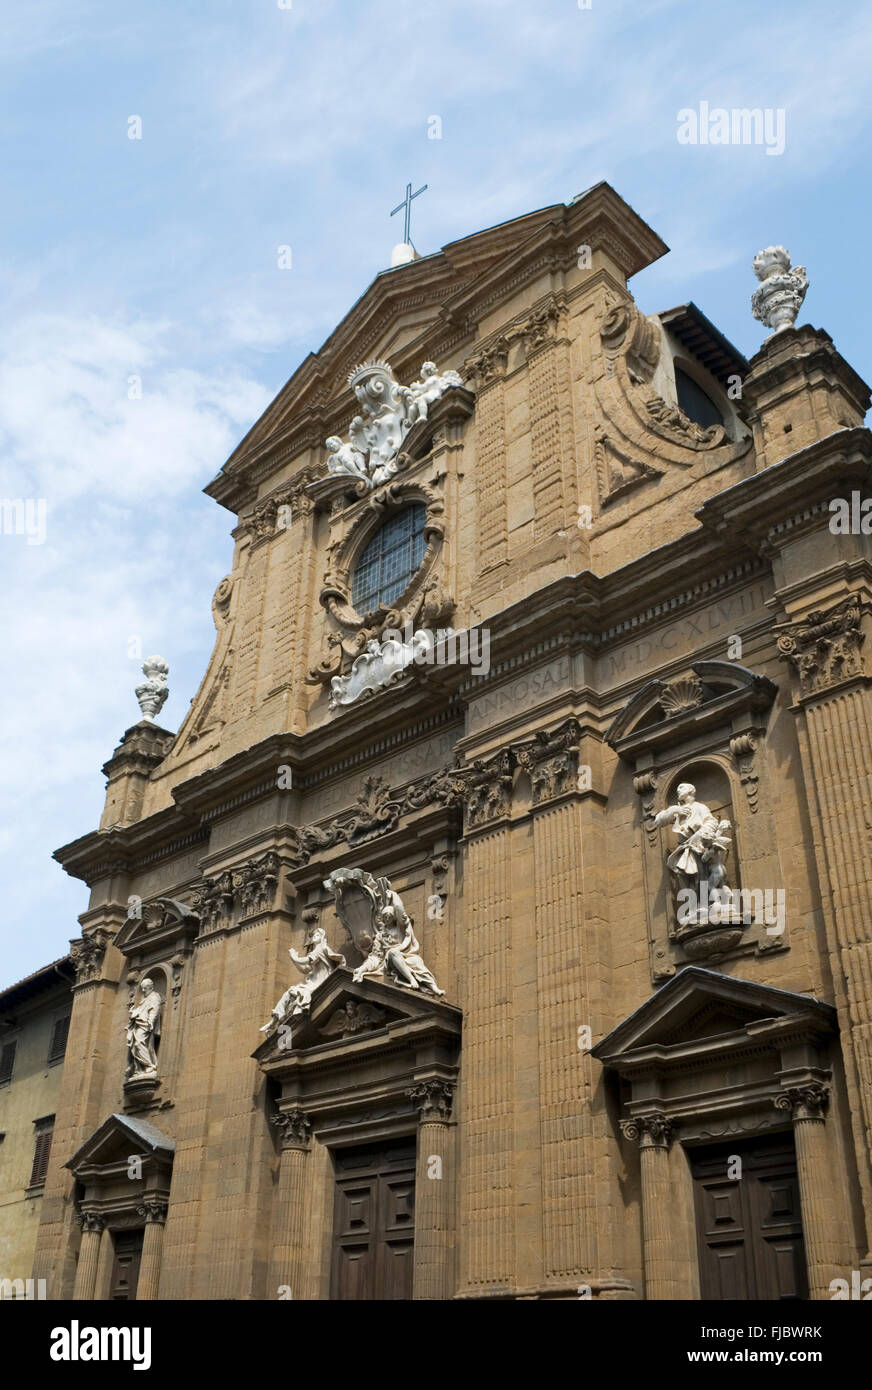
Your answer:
694;1177;753;1299
331;1141;416;1300
691;1135;808;1301
109;1229;144;1301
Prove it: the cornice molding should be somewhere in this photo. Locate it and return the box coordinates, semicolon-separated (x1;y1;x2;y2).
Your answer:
695;426;872;548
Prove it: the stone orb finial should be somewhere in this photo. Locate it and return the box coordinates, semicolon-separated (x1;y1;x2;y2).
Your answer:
751;245;808;335
135;655;169;722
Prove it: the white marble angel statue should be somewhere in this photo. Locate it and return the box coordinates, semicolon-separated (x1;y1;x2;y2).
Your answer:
260;926;345;1031
324;867;444;996
408;360;464;416
325;434;368;480
352;880;444;995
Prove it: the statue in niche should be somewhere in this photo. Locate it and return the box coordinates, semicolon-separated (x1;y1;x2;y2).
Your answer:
126;977;162;1079
652;782;734;924
324;867;444;996
260;925;345;1033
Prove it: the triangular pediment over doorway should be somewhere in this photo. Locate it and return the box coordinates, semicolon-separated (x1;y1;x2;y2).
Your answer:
591;966;836;1073
254;971;461;1146
253;967;460;1064
66;1112;175;1179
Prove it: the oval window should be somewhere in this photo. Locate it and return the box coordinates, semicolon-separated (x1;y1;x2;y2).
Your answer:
351;505;428;613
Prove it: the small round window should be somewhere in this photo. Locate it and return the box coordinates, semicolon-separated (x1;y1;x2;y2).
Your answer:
351;505;428;613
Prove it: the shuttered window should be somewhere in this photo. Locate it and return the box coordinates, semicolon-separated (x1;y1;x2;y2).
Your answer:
48;1014;71;1063
0;1040;16;1085
28;1119;55;1189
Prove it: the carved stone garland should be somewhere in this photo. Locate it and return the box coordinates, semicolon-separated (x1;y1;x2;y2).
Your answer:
284;718;583;867
195;851;281;928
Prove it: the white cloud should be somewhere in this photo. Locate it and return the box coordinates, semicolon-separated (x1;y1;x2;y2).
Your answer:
0;313;270;504
0;308;271;978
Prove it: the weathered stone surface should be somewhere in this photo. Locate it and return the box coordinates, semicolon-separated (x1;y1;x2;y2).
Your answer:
27;185;872;1301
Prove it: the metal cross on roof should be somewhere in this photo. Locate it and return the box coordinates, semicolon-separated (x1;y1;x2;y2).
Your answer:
390;181;428;247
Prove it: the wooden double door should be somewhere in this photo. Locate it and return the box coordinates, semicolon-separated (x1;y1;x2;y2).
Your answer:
691;1133;808;1300
330;1139;416;1300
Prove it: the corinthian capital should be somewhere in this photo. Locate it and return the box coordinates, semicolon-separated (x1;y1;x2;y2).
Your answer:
69;929;110;985
76;1210;106;1234
271;1108;312;1151
775;597;865;695
407;1080;455;1122
137;1199;169;1225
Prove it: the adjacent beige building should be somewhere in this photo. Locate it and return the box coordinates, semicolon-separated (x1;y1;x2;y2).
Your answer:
0;959;73;1295
18;183;872;1300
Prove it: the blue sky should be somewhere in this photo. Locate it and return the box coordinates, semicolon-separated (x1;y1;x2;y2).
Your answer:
2;0;870;985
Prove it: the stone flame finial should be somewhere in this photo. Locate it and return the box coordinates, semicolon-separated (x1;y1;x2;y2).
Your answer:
135;655;169;722
751;245;808;336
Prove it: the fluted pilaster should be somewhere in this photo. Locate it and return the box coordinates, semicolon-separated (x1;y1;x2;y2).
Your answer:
408;1081;455;1300
777;606;872;1254
775;1085;840;1298
270;1110;312;1299
621;1116;675;1300
459;828;514;1292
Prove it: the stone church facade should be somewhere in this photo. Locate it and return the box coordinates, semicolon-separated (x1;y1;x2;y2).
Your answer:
29;183;872;1300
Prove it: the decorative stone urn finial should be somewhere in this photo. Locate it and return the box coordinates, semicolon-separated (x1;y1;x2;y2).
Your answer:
751;245;808;336
135;655;169;722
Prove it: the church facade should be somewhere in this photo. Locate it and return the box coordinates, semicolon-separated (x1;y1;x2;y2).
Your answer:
28;183;872;1300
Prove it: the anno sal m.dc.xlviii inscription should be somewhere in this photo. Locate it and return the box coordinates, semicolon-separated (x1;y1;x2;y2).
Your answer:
602;583;772;687
467;655;572;733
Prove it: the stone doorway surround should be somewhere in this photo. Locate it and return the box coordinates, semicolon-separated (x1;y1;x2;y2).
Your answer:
254;969;461;1301
65;1113;174;1301
591;966;855;1300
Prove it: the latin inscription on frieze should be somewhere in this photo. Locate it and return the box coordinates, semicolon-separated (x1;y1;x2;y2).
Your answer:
305;728;460;820
133;849;205;902
466;656;572;734
599;582;773;691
